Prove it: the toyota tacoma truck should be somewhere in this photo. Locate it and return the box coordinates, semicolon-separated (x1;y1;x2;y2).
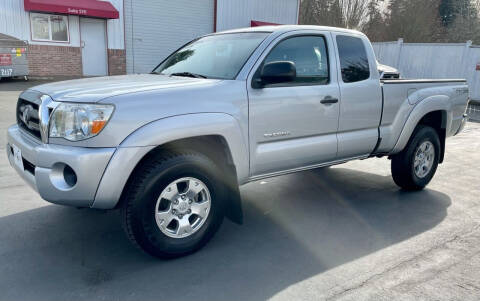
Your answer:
6;26;469;258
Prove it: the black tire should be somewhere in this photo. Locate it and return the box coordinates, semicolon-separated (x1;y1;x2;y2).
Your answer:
121;151;225;258
391;125;440;190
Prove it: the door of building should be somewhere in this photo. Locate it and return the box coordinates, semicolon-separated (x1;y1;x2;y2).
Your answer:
125;0;214;74
80;18;108;76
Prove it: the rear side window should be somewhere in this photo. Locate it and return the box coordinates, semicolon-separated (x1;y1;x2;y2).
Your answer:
336;35;370;83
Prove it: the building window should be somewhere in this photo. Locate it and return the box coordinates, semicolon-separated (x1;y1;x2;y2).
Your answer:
30;13;69;42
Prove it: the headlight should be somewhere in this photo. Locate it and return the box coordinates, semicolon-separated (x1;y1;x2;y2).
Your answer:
49;103;114;141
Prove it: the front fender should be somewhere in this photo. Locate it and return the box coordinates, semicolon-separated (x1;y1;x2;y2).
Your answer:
391;95;451;154
92;113;249;209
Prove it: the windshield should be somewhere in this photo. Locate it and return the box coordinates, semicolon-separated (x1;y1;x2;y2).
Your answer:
153;32;270;80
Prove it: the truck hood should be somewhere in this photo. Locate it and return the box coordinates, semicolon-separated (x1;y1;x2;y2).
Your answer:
29;74;222;103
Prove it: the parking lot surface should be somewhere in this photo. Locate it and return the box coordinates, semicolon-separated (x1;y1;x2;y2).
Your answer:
1;80;480;301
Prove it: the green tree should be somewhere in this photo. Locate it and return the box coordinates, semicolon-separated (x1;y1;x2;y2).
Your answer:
439;0;458;26
439;0;477;27
299;0;370;30
384;0;442;42
300;0;480;43
363;0;387;41
443;0;480;43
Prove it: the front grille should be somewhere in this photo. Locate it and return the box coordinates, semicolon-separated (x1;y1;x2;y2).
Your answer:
16;97;41;140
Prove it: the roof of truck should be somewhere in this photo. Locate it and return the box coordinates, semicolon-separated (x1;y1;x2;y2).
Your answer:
214;25;366;37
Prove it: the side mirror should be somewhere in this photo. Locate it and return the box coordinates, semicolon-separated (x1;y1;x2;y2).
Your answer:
254;61;296;88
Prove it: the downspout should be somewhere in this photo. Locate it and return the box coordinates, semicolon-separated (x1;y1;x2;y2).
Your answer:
296;0;300;24
213;0;217;32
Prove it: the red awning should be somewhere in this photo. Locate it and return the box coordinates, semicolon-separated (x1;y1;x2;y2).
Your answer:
250;20;281;27
24;0;119;19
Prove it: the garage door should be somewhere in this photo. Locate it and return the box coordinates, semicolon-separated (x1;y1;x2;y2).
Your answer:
125;0;214;74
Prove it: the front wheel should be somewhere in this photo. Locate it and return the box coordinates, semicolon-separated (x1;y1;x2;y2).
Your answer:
391;125;440;190
121;151;225;258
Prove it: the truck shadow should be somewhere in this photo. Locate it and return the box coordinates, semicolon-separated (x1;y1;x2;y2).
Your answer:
0;166;451;300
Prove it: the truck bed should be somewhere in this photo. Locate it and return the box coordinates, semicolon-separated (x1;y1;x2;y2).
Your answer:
376;78;469;154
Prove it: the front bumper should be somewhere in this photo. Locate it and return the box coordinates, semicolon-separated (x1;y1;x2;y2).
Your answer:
6;125;115;207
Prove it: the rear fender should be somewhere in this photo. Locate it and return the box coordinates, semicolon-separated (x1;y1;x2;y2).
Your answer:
391;95;451;154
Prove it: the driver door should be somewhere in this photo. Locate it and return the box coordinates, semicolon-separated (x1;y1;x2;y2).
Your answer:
247;32;341;177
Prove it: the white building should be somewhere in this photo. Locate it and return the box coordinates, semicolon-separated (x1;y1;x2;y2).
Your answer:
0;0;299;77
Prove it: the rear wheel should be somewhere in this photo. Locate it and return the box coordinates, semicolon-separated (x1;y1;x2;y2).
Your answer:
121;151;225;258
391;125;440;190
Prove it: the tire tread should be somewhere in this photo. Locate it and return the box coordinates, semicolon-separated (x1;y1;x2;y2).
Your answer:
120;150;219;258
391;125;440;190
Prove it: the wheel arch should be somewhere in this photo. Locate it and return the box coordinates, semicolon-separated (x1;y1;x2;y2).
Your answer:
93;113;248;224
416;110;447;163
391;95;451;158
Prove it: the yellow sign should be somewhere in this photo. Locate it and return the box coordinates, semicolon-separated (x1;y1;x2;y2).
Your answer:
16;48;21;57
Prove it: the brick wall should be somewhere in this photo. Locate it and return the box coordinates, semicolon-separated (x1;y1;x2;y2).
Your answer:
28;45;82;77
108;49;126;75
28;45;126;77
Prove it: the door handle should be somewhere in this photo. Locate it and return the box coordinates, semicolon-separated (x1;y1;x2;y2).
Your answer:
320;96;339;104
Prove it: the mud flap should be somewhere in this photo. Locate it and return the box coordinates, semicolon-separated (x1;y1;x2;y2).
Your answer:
223;164;243;224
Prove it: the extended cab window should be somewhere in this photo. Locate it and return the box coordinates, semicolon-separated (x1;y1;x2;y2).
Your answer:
336;35;370;83
260;35;329;85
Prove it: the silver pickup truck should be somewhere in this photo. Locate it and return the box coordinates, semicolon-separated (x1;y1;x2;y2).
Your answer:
6;25;469;258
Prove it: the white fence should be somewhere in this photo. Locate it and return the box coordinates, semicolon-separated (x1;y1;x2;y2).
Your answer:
372;39;480;101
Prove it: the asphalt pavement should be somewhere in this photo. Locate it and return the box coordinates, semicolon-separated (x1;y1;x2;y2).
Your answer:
1;79;479;301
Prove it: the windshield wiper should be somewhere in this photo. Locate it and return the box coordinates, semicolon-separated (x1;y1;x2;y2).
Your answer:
169;72;207;79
